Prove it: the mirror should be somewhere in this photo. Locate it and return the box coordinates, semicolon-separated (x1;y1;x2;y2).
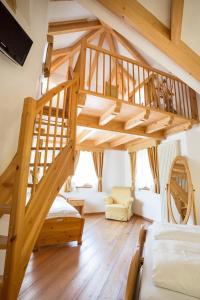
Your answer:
167;156;197;224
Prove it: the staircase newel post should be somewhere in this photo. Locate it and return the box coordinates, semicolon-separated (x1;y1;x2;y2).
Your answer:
2;97;37;300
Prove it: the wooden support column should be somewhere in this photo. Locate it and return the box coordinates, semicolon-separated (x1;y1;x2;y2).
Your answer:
44;35;54;77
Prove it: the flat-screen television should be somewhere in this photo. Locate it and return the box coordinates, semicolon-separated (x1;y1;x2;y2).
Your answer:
0;1;33;66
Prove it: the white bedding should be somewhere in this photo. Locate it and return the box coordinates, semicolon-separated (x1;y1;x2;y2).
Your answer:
152;239;200;298
47;195;80;219
152;222;200;243
139;227;199;300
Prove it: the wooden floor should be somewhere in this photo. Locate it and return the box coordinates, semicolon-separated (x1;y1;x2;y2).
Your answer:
19;214;149;300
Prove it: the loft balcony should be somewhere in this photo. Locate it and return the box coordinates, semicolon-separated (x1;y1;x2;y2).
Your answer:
76;42;199;145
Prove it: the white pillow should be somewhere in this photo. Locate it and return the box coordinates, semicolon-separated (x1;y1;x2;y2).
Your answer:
152;239;200;298
152;222;200;243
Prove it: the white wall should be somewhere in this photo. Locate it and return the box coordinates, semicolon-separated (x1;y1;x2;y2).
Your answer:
0;0;48;173
0;0;48;276
167;125;200;224
124;151;162;221
64;150;128;213
123;125;200;224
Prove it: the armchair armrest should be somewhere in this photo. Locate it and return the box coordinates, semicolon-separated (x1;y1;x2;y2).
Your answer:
104;196;113;205
125;197;134;208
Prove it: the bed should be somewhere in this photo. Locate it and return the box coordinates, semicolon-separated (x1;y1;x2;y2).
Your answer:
125;223;200;300
34;195;85;249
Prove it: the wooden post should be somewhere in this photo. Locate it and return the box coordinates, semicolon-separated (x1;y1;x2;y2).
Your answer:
2;98;36;299
189;88;199;121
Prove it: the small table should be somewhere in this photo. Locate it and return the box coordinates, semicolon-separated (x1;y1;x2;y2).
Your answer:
67;198;85;216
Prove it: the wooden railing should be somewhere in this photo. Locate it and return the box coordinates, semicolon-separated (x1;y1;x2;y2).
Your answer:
1;75;78;299
81;43;198;120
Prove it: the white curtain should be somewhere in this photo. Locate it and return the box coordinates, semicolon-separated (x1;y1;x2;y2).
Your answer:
158;140;180;221
135;149;154;191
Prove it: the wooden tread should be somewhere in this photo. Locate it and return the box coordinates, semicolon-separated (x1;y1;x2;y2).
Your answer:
0;204;11;214
35;120;68;128
29;163;51;167
33;133;68;138
0;236;8;249
31;147;66;151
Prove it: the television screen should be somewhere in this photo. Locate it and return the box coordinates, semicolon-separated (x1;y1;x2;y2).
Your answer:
0;2;33;66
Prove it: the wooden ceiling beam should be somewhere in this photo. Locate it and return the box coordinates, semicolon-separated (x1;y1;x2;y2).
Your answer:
52;28;103;57
77;114;164;139
164;121;192;136
171;0;184;44
95;134;116;146
99;102;122;126
76;140;126;151
48;19;102;35
98;0;200;81
110;135;137;147
127;138;160;152
124;108;150;130
76;129;95;144
146;116;174;134
51;55;67;72
51;29;103;72
111;30;150;66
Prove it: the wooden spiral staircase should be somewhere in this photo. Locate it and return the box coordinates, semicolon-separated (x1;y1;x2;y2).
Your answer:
0;74;79;299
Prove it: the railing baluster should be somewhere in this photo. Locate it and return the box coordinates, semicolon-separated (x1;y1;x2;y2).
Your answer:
181;82;186;117
53;92;60;160
32;110;42;194
109;54;112;97
89;48;92;91
184;84;189;118
43;98;52;174
122;60;124;101
127;62;130;102
96;49;98;93
103;52;105;95
138;66;141;105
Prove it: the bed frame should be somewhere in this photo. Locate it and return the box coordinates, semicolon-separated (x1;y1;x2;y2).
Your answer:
125;225;147;300
34;216;85;249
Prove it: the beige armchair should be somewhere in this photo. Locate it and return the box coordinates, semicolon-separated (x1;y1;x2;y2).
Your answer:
104;187;134;221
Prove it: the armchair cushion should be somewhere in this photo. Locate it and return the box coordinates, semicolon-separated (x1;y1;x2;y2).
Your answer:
105;187;134;222
104;196;113;205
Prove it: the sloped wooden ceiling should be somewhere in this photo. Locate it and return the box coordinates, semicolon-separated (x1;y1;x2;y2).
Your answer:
97;0;200;82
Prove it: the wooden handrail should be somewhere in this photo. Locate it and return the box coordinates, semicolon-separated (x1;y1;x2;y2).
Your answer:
36;77;78;112
86;43;180;82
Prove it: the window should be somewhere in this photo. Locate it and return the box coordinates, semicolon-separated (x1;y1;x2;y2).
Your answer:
135;149;154;191
72;151;98;190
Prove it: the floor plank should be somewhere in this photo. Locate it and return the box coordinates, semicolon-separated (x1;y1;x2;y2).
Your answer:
19;214;149;300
